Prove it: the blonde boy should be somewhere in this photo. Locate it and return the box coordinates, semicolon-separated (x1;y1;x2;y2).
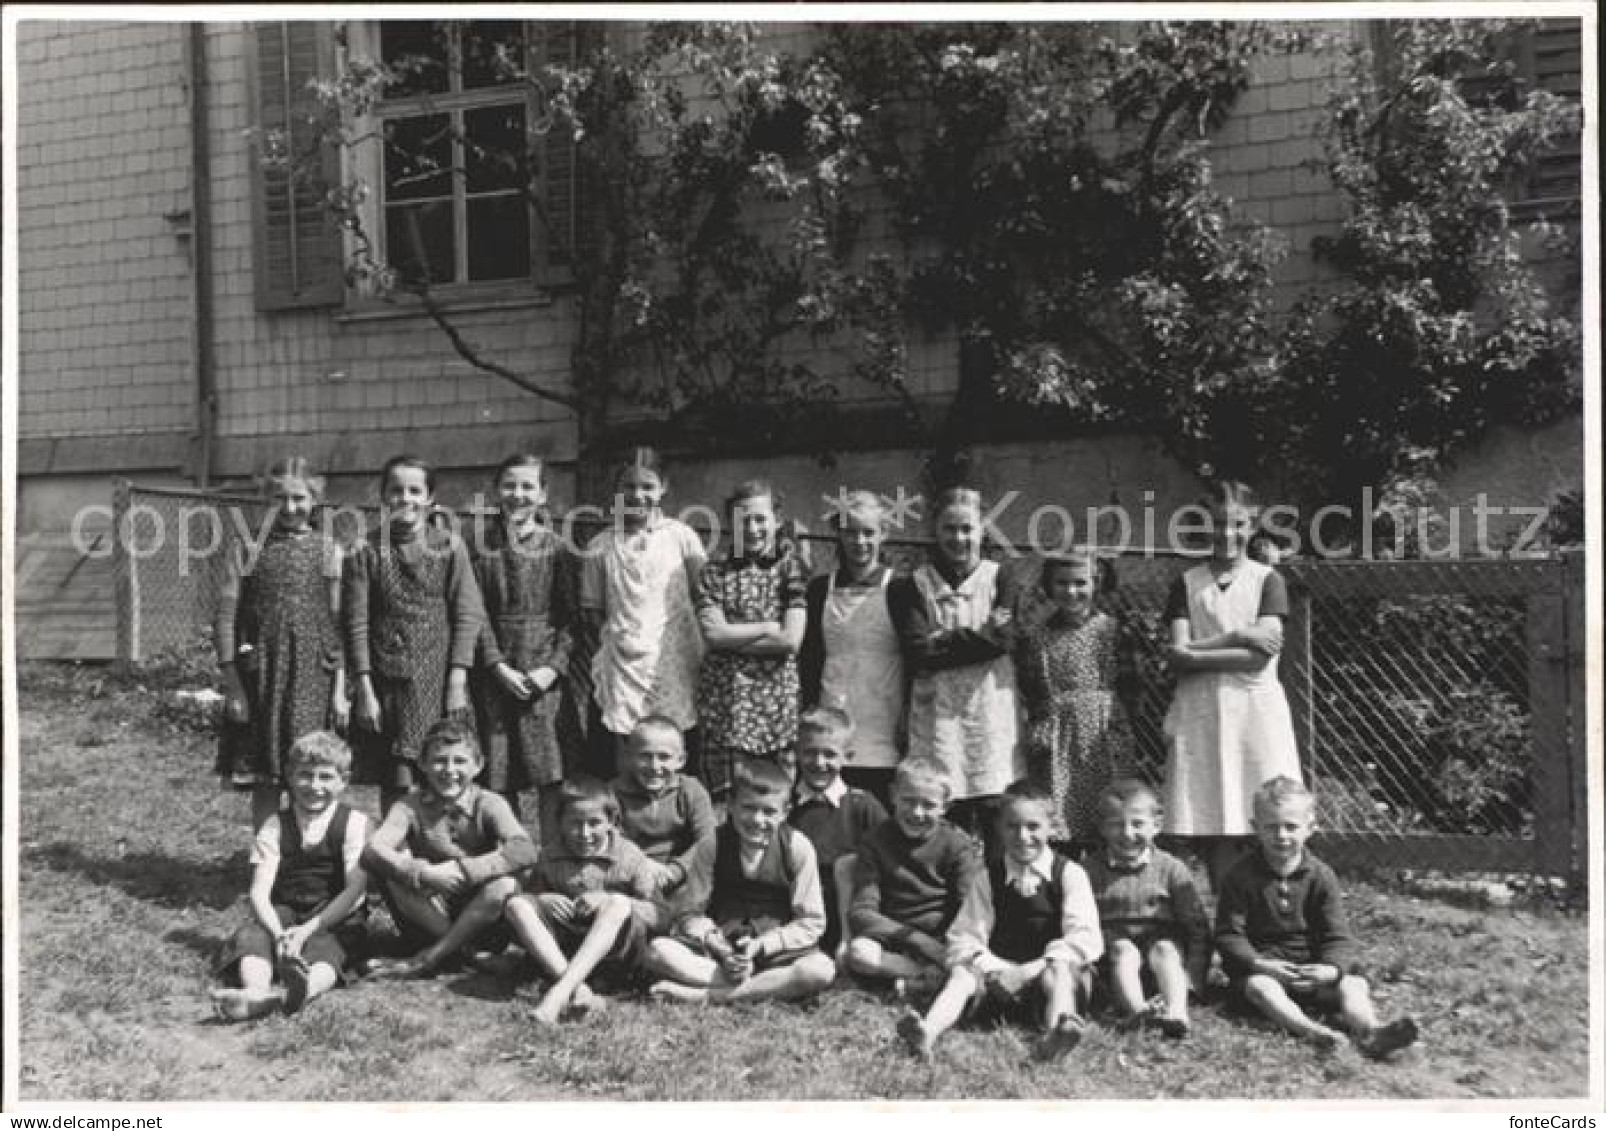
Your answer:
610;714;716;896
211;731;368;1020
362;719;537;979
1082;779;1211;1038
844;757;983;992
899;780;1100;1060
645;760;836;1004
504;777;663;1025
1216;776;1418;1057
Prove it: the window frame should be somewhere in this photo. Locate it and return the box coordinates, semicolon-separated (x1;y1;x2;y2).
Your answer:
342;19;573;308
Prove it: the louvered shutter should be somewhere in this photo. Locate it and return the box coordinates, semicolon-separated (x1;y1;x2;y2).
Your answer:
533;21;601;281
1524;19;1582;204
250;22;346;310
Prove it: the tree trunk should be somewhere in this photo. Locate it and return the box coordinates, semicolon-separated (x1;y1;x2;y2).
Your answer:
924;333;996;497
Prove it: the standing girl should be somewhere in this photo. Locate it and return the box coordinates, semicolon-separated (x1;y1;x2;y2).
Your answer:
887;487;1021;848
580;447;707;781
216;457;347;832
1014;551;1137;847
695;479;809;798
1162;480;1299;885
344;454;486;811
799;490;906;806
469;454;580;836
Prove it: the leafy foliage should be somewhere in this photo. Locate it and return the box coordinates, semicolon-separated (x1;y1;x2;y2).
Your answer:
1276;20;1582;511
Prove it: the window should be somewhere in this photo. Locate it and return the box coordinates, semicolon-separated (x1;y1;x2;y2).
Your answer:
353;20;591;293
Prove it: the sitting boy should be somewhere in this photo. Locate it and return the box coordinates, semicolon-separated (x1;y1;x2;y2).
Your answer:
644;759;837;1005
1082;779;1211;1039
843;757;984;996
786;706;888;957
362;718;537;979
211;731;369;1020
610;714;716;898
899;780;1101;1060
504;777;663;1025
1217;776;1419;1057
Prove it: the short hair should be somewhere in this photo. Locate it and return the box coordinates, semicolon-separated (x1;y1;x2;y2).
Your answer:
492;453;545;488
419;717;480;764
999;778;1054;818
380;453;436;496
797;704;854;750
260;456;326;501
732;758;794;804
931;486;983;522
1198;479;1257;514
1040;549;1116;595
555;775;621;825
1098;777;1162;816
829;490;887;533
893;756;953;802
628;714;685;750
1253;775;1314;815
725;478;792;558
287;730;351;775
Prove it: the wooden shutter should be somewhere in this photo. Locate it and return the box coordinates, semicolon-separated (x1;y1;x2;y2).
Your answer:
249;22;346;310
533;21;601;281
1524;19;1582;204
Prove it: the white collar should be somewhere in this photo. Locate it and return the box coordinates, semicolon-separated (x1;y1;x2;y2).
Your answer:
1004;849;1057;893
797;777;848;808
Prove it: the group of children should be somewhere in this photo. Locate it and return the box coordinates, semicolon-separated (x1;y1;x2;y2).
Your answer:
209;449;1417;1062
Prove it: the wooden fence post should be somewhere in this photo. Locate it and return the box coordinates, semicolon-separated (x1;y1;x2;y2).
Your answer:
1528;555;1571;877
1561;549;1588;889
1284;579;1315;782
112;478;140;671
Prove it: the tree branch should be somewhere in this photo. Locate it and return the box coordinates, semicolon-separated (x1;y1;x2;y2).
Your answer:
412;287;580;411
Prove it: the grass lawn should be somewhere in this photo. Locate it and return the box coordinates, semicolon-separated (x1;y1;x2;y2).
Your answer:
10;662;1594;1103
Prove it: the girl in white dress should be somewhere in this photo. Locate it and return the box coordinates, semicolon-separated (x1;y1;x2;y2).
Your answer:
800;490;906;808
580;447;707;781
888;487;1022;854
1162;481;1300;886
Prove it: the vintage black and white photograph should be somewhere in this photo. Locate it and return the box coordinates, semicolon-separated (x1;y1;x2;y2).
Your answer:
1;3;1598;1108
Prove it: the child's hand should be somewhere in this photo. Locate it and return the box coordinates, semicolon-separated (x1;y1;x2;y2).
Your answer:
1289;963;1339;992
418;861;467;896
721;942;756;984
1256;958;1303;984
444;670;470;715
328;690;350;734
278;921;317;960
527;667;559;695
224;690;250;726
1235;623;1283;656
986;964;1032;999
575;890;616;920
354;688;382;732
494;663;532;701
1164;644;1196;671
651;862;682;895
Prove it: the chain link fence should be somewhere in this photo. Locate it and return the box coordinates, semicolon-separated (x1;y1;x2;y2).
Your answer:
112;481;1588;879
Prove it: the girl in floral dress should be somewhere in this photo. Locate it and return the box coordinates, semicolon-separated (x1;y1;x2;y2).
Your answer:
1014;551;1136;847
216;457;347;832
469;454;580;837
695;479;809;799
581;447;707;781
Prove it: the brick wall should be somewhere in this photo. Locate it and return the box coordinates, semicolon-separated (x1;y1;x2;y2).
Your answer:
14;21;196;455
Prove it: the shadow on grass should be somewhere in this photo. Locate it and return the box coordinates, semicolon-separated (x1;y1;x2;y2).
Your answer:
24;842;247;911
164;925;228;961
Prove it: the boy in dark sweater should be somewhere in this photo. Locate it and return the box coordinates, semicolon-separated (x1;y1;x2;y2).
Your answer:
610;715;716;901
644;759;836;1004
1217;776;1418;1057
899;780;1101;1061
787;706;888;958
844;757;984;995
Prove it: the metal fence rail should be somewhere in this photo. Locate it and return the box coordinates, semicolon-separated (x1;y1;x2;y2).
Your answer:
111;480;1588;880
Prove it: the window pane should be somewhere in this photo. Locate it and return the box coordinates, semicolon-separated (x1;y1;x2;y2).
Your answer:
380;22;449;97
461;21;526;89
386;200;457;286
464;104;529;193
467;195;531;281
384;114;453;201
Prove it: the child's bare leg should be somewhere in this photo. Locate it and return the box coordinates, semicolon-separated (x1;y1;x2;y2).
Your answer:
711;953;837;1005
534;895;632;1024
845;938;939;985
210;956;283;1021
415;878;518;970
1333;974;1379;1035
1035;961;1090;1058
899;966;976;1058
1106;938;1147;1018
1242;974;1344;1047
644;937;720;1001
504;894;571;981
250;786;281;834
386;879;454;942
1147;939;1191;1024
